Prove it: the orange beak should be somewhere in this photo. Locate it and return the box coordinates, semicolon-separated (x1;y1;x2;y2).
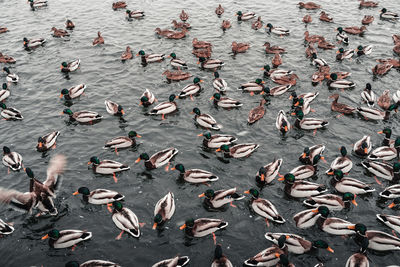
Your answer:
260;91;265;95
38;142;43;148
87;161;92;165
59;94;63;98
261;81;265;84
364;148;368;154
301;153;306;159
190;111;194;114
60;65;63;69
291;112;296;116
294;101;300;107
197;133;203;137
311;209;319;213
389;202;396;208
152;223;158;230
179;224;186;230
289;95;293;99
210;96;215;100
136;134;142;138
327;247;334;253
274;253;280;258
348;225;356;230
170;167;176;171
197;61;200;64
72;191;79;195
336;51;340;54
260;174;265;181
41;234;49;240
135;157;141;163
200;80;204;82
352;199;358;206
136;53;140;56
278;177;285;181
320;156;327;163
284;126;288;132
216;148;221;152
377;131;383;134
260;67;265;71
121;110;125;115
244;190;250;194
139;102;143;106
327;171;334;175
198;193;205;197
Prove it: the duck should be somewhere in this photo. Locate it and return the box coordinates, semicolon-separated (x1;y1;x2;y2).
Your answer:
303;192;357;210
245;188;285;225
280;173;327;198
303;15;312;23
163;29;188;40
293;208;323;229
60;59;80;73
137;50;165;64
179;77;203;100
62;109;102;123
221;20;231;31
2;146;22;171
289;155;322;180
380;185;400;199
395;45;400;56
326;146;353;175
345;237;369;267
125;10;145;19
51;27;69;38
368;139;400;161
109;201;140;239
252;17;263;30
198;57;224;69
327;73;355;89
42;229;92;249
0;27;8;34
171;164;218;184
336;27;349;44
171;20;191;29
213;72;228;93
357;104;397;121
231;42;250;54
192;38;212;49
299;144;325;165
154;28;174;37
378;127;394;147
60;84;86;100
353;135;372;156
290;91;320;104
304;31;325;43
121;46;132;61
319;11;333;22
271;70;296;81
373;63;393;75
243;246;284;266
330;94;355;115
311;53;328;68
359;0;378;7
0;83;10;102
292;110;329;133
393;34;400;45
153;192;175;229
239;78;265;95
356;45;373;56
135;147;178;170
36;131;60;152
263;43;286;54
236;11;256;21
344;26;367;35
88;156;130;183
23;37;46;49
377;214;400;234
152;256;190;267
180;10;189;21
0;186;39;213
180;218;228;238
388;197;400;207
65;19;75;30
2;67;19;83
112;1;126;10
314;206;356;235
362;15;374;25
0;103;23;120
29;0;48;10
336;48;354;61
361;83;376;107
72;187;124;205
353;223;400;251
216;144;259;158
378;90;391;110
65;260;121;267
215;4;224;16
104;131;141;154
256;159;283;185
198;132;237;149
272;53;282;67
378;58;400;68
248;99;266;124
265;85;293;96
293;98;312;115
192;48;212;58
330;170;375;194
168;53;187;69
148;94;178;120
266;23;290;36
298;2;321;9
162;70;192;82
192;107;221;130
199;188;244;209
0;53;16;64
0;219;14;235
275;110;290;135
211;93;242;108
380;8;399;20
212;245;232;267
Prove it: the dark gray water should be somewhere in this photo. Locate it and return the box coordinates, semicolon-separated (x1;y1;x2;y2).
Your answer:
1;0;400;266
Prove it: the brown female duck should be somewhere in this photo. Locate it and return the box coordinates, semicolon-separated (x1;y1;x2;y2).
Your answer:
192;48;212;58
378;90;392;110
165;29;188;39
215;4;224;16
378;58;400;68
232;42;250;54
312;71;325;84
248;99;266;124
121;46;132;61
171;20;191;29
252;17;263;30
92;31;104;46
273;74;298;85
155;28;174;37
51;27;69;38
163;70;192;82
305;43;317;58
344;26;367;35
272;53;282;68
0;27;8;34
303;15;312;23
65;19;74;30
298;2;321;9
192;38;212;49
180;10;189;21
319;11;333;22
0;53;15;64
359;0;378;8
221;20;231;31
362;15;374;25
394;45;400;56
112;1;127;10
318;40;335;50
264;42;286;54
304;31;325;43
330;94;355;115
372;63;393;76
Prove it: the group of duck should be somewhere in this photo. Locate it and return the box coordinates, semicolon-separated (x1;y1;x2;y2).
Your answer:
1;0;400;266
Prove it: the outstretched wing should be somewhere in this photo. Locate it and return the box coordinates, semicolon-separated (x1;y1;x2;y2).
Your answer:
44;154;67;194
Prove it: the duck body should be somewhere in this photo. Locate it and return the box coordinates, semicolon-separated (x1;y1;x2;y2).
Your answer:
380;9;399;20
140;89;156;107
104;133;138;150
248;99;266;124
0;104;23;120
239;81;264;94
284;180;327;198
23;38;46;49
293;208;321;229
368;146;398;161
2;146;23;171
201;188;244;209
179;80;202;99
126;10;145;19
121;46;132;61
112;204;140;238
303;194;352;211
200;133;237;149
356;107;385;120
218;143;259;158
244;246;284;266
294;117;329;130
43;230;92;249
360;230;400;251
61;59;80;72
326;148;353;174
3;67;19;83
194;112;220;131
299;144;325;165
36;131;60;152
178;168;219;184
0;219;14;235
0;84;10;102
361;85;376;107
247;193;285;224
380;184;400;198
332;174;375;195
199;58;224;70
213;72;228;93
68;260;121;267
362;161;399;181
182;218;228;238
236;11;256;21
64;110;102;123
275;110;290;135
148;95;178;119
212;245;232;267
266;24;290;36
75;188;124;205
105;100;124;116
90;159;130;176
330;94;355;114
153;192;175;228
61;84;86;100
212;94;242;109
152;256;190;267
376;214;400;234
138;147;178;170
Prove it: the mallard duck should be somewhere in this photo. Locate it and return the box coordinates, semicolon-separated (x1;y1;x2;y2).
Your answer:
378;90;391;110
292;110;329;133
252;16;263;30
245;188;285;224
104;131;141;154
380;8;399;20
380;185;400;199
272;53;282;67
331;170;375;194
112;1;127;10
2;67;19;83
239;78;265;95
212;245;232;267
180;10;189;21
327;73;355;89
179;218;228;238
377;214;400;234
289;155;322;180
326;146;353;174
162;70;192;82
267;85;293;96
236;11;256;21
345;237;369;267
179;78;203;100
168;53;187;69
353;135;372;157
0;186;38;213
362;15;374;25
0;27;8;34
0;219;14;235
37;131;60;152
304;32;325;43
336;27;349;44
135;147;178;170
358;104;398;121
336;48;354;61
306;43;317;58
312;71;325;84
125;10;145;19
319;11;333;22
311;53;328;68
2;146;22;171
171;163;218;183
329;94;355;115
290;91;319;104
280;173;327;198
153;192;175;229
232;42;250;54
211;93;242;108
140;89;156;107
198;132;237;149
266;23;290;36
192;38;212;49
109;201;140;239
213;72;228;93
60;59;80;73
65;19;74;30
137;50;165;64
275;110;290;135
171;20;191;29
361;83;376;107
293;98;312;115
248;99;266;124
353;223;400;251
62;109;102;123
299;144;325;165
221;20;231;31
303;15;312;23
0;103;23;120
263;43;286;54
23;37;46;49
265;233;333;255
373;63;393;76
378;127;394;147
152;256;190;267
313;206;356;235
388;197;400;208
60;84;86;100
356;45;372;56
73;187;124;205
198;57;224;69
65;260;120;267
88;156;129;183
199;188;244;209
272;73;297;85
121;46;132;61
105;100;124;116
0;53;15;64
243;246;284;266
216;144;259;158
359;0;378;7
378;58;400;68
192;107;221;130
304;192;357;210
148;94;178;120
293;207;323;229
0;83;10;102
215;4;224;16
298;2;321;9
51;27;70;38
368;140;400;161
42;229;92;249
